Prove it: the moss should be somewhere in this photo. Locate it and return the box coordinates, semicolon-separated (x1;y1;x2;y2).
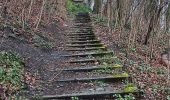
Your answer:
103;45;107;48
112;64;122;68
113;72;129;78
123;83;138;93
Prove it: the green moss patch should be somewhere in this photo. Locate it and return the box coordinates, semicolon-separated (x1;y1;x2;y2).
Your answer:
112;64;123;68
123;83;138;93
113;73;129;78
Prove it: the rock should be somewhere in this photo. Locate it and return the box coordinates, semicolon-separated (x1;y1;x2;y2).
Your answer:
161;48;170;66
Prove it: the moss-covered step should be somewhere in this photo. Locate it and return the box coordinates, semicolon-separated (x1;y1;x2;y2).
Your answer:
67;35;96;40
71;30;93;33
61;51;113;57
68;30;93;33
67;32;94;35
67;40;101;44
65;46;107;51
67;32;93;34
62;64;123;72
68;35;96;39
41;84;139;100
56;72;129;82
68;40;100;43
69;37;96;41
68;56;116;63
66;43;104;48
71;26;92;28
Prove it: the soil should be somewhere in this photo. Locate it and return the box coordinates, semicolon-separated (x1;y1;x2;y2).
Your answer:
0;18;70;97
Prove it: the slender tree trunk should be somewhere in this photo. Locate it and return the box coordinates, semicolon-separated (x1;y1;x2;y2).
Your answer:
27;0;34;21
35;0;46;30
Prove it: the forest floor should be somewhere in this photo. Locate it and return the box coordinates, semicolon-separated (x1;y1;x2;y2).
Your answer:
92;15;170;100
0;13;169;99
0;17;70;98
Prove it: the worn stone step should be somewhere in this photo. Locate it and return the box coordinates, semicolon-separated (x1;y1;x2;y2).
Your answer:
69;37;96;41
73;22;91;25
70;28;92;31
68;35;95;38
65;46;107;51
56;72;129;82
41;91;139;99
62;64;123;72
67;32;93;35
66;43;104;48
71;25;92;28
62;51;113;57
68;32;92;34
67;40;101;44
68;34;95;36
68;56;116;63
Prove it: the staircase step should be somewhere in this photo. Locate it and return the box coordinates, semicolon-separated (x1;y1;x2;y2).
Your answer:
67;33;94;35
68;56;116;63
62;51;113;57
67;40;101;44
62;64;123;72
66;43;104;48
71;26;92;28
68;35;95;38
68;31;93;33
69;38;96;41
67;32;94;36
41;91;139;99
56;73;129;82
65;46;106;51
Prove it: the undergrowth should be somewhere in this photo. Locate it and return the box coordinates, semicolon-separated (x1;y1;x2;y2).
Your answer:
67;0;92;15
0;51;24;98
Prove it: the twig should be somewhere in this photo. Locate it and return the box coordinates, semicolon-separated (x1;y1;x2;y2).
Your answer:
47;68;65;83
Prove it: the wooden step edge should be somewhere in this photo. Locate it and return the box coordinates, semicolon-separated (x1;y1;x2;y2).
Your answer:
67;33;94;35
67;40;101;44
71;26;92;28
67;34;95;36
70;25;92;27
68;38;96;40
68;35;95;38
66;43;104;47
40;91;141;99
65;46;107;51
68;36;96;38
65;32;95;36
62;64;123;72
61;51;113;57
68;58;96;63
56;73;129;82
68;56;116;63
